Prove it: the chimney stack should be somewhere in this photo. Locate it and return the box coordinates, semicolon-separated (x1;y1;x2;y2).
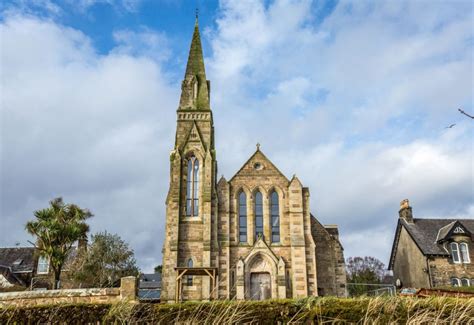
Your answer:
399;199;413;223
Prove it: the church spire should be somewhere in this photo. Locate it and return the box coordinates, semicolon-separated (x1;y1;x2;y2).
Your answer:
185;15;206;78
179;15;210;110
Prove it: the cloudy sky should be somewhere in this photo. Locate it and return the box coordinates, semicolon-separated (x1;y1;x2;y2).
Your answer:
1;0;473;273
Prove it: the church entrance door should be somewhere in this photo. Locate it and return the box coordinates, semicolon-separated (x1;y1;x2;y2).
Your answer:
250;272;271;300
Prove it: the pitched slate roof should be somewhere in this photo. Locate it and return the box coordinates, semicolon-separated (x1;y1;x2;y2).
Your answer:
389;218;474;269
0;265;26;286
401;218;474;255
139;273;161;289
310;215;344;249
436;221;457;242
138;289;161;300
0;247;35;273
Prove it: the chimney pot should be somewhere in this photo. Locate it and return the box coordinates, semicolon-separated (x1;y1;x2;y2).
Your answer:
400;199;410;209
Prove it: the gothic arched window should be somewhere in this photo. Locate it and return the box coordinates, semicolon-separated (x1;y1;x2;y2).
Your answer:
186;156;199;216
187;258;193;286
239;192;247;243
254;191;263;239
270;191;280;243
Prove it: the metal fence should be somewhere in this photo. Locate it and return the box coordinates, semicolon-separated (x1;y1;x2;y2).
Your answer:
346;283;396;297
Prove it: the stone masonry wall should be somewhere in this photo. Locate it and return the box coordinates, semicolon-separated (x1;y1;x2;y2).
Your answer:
428;242;474;287
311;218;347;296
392;226;430;288
0;276;136;307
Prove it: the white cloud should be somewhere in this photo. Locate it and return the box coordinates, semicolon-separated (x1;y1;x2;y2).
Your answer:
207;0;473;264
112;28;170;62
1;0;473;272
1;14;177;272
1;0;63;17
70;0;143;13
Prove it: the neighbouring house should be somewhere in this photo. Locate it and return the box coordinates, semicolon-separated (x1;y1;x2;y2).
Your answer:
138;273;161;302
160;17;347;302
389;199;474;289
0;244;83;291
0;247;35;290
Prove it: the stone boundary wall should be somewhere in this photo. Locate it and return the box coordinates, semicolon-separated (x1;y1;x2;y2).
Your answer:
0;276;136;307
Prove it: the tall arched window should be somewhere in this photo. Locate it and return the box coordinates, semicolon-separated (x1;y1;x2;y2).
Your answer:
450;242;460;263
186;156;199;216
187;258;193;286
460;243;470;263
270;191;280;243
238;192;247;243
254;191;263;239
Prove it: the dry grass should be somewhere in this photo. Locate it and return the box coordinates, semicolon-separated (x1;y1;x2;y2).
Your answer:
100;296;474;324
1;296;473;324
303;296;474;324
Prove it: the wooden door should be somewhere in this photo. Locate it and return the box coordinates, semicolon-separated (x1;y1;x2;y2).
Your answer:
250;273;271;300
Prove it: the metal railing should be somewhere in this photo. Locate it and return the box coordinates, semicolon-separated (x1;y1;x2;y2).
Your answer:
346;283;396;296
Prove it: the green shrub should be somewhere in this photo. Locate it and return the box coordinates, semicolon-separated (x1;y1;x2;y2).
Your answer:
1;297;473;324
433;286;474;294
0;303;111;324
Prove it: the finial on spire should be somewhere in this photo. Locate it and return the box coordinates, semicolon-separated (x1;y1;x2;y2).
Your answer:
195;8;199;21
256;143;260;150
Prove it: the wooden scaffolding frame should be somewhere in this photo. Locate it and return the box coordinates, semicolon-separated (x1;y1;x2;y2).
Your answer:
174;267;218;303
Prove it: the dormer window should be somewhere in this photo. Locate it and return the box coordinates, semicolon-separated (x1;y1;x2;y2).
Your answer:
450;242;460;263
459;242;470;263
37;255;49;274
450;242;470;264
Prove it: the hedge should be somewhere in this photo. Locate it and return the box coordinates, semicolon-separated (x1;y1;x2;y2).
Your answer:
0;303;111;324
1;296;473;324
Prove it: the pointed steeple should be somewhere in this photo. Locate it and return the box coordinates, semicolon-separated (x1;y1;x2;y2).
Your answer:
185;17;206;78
179;16;210;110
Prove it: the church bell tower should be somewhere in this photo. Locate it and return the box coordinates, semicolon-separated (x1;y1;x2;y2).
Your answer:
161;17;218;302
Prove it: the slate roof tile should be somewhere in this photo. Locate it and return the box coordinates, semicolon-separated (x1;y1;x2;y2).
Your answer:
401;218;474;256
0;247;36;273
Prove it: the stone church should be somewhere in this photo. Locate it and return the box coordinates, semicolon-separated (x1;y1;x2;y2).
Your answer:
161;19;346;302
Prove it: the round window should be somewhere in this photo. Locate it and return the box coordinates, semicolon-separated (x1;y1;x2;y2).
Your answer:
253;162;263;170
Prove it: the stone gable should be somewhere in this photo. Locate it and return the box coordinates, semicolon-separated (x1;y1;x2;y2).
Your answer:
230;148;289;183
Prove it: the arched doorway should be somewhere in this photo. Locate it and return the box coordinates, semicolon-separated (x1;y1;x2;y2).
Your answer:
250;272;271;300
245;253;277;300
236;239;287;300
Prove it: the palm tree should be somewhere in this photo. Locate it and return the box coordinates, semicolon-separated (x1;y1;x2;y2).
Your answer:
26;197;92;289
